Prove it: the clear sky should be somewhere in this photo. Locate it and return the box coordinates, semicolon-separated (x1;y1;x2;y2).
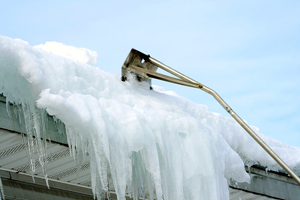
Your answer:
1;0;300;147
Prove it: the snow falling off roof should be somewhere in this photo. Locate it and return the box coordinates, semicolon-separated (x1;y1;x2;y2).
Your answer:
0;36;299;200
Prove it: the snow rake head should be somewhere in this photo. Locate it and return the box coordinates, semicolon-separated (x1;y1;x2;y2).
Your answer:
121;49;158;89
121;48;203;89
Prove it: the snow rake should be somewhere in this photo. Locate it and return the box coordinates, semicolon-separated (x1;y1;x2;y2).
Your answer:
121;48;300;185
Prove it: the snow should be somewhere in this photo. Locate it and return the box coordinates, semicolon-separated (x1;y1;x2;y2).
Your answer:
35;41;98;65
0;35;299;200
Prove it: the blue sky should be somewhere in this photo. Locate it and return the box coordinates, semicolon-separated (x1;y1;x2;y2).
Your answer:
1;0;300;147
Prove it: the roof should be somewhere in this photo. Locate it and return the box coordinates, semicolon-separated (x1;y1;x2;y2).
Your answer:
0;95;299;200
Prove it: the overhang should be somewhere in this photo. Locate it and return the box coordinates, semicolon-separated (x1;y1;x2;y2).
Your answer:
0;95;299;200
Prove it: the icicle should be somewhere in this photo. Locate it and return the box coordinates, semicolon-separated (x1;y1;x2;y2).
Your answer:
106;188;111;200
265;167;269;177
0;176;5;200
22;102;36;173
5;98;11;118
6;100;48;186
19;101;50;188
90;155;105;200
33;108;49;188
141;185;145;200
245;164;252;177
66;126;77;159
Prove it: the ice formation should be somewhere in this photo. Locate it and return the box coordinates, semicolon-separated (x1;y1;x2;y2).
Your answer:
0;175;4;200
0;36;300;200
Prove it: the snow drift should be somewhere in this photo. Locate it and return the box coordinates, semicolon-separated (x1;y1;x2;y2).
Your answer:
0;36;299;200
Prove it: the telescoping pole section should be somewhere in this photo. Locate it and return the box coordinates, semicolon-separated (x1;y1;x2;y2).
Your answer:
125;51;300;185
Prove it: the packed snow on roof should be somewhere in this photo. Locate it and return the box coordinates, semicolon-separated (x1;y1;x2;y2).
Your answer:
0;36;299;200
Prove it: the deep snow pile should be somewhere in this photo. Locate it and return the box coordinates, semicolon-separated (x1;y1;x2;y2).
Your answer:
0;36;299;200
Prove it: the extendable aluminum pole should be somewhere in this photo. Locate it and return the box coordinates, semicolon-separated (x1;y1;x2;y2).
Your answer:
147;57;300;185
